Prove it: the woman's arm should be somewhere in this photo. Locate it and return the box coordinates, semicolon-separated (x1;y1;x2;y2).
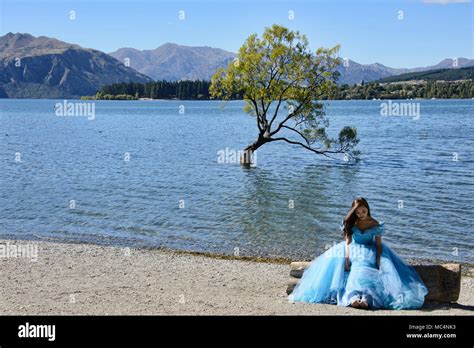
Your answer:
375;235;382;269
345;235;352;271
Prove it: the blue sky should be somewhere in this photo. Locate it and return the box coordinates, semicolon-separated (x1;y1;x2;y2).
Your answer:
0;0;472;68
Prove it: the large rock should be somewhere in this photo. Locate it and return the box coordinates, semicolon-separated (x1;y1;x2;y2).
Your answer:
286;261;461;303
413;263;461;302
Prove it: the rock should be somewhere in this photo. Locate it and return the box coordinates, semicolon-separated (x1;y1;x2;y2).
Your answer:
413;263;461;303
286;278;299;295
286;261;461;303
289;261;310;279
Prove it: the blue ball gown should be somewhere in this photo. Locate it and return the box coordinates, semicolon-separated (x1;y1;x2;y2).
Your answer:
288;222;428;309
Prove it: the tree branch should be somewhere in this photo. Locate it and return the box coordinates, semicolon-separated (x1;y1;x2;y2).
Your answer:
268;78;299;129
281;125;310;145
269;97;307;136
269;77;325;136
248;96;264;132
268;136;347;159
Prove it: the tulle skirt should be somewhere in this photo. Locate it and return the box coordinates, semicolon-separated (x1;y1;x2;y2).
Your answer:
288;241;428;309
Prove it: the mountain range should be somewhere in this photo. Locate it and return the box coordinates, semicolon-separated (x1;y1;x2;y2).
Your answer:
337;58;474;85
376;66;474;83
0;33;473;98
109;44;235;81
0;33;152;98
109;44;473;85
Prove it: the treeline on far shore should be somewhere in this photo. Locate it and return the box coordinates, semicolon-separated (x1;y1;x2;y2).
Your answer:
81;79;474;100
81;80;240;100
325;80;474;100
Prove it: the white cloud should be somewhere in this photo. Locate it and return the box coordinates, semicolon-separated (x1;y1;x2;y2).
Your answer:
422;0;471;4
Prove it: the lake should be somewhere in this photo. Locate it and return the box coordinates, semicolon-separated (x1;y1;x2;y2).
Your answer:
1;99;473;264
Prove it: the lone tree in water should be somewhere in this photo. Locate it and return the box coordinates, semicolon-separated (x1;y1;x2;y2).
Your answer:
210;25;359;166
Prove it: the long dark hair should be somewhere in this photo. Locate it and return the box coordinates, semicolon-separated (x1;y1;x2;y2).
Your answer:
342;197;371;238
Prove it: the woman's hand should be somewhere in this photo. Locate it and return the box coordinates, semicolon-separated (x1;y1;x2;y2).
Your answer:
345;235;352;271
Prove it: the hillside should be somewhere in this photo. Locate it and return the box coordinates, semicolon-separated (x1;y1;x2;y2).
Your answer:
376;66;474;83
0;33;152;98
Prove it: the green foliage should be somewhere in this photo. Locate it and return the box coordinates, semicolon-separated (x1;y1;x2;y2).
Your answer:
323;80;474;100
210;24;359;161
92;77;473;102
97;80;213;100
376;66;474;83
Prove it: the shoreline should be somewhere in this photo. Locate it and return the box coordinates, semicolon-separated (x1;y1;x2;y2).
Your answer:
0;238;473;315
2;236;473;275
2;235;473;273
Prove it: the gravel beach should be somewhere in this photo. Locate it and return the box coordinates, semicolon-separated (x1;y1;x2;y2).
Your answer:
0;239;472;315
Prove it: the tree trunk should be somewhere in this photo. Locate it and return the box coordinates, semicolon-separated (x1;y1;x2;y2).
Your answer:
240;135;266;167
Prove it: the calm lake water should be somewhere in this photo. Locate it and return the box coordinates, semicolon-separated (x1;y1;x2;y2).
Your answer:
1;99;473;264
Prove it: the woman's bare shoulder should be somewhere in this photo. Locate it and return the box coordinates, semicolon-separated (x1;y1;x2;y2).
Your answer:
368;218;380;228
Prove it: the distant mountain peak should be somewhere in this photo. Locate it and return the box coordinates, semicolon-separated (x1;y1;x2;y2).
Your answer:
0;32;83;59
161;42;181;47
109;43;236;81
3;32;34;39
